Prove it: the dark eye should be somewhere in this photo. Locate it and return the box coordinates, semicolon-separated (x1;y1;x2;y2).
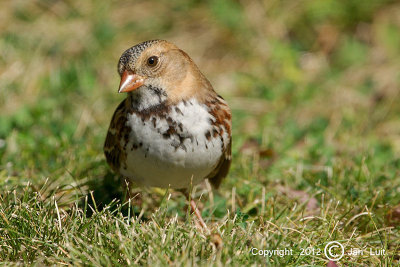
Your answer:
147;56;158;67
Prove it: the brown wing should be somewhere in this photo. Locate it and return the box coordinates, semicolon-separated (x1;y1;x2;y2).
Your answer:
104;99;128;173
206;95;232;189
207;138;232;189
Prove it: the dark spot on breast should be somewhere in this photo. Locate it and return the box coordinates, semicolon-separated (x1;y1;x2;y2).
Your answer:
212;128;218;138
129;101;170;121
178;122;183;132
152;117;157;128
171;137;188;152
170;125;177;133
163;126;177;139
175;107;183;115
205;130;211;141
131;143;138;150
180;143;187;152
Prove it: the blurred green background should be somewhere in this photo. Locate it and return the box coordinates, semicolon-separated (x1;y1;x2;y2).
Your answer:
1;0;400;195
1;0;400;265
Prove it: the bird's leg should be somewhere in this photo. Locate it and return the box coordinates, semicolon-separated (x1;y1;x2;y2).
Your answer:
190;199;208;230
180;189;209;231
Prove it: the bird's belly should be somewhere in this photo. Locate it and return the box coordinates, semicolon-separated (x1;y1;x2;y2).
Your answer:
121;140;220;189
118;101;228;189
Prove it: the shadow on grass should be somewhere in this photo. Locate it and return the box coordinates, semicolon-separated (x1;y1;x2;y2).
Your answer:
83;169;146;220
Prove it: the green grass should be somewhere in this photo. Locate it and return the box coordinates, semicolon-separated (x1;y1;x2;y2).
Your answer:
1;0;400;265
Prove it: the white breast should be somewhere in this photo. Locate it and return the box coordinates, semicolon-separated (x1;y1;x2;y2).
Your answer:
119;98;229;189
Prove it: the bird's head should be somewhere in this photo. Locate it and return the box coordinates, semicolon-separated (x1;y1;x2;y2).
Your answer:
117;40;213;104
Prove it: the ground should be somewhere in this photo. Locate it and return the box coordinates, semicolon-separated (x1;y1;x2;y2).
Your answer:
1;0;400;265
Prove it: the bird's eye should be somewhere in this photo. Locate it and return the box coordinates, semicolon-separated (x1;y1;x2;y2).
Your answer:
147;56;158;67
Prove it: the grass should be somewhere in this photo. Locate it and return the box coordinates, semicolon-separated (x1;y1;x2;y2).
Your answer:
1;0;400;265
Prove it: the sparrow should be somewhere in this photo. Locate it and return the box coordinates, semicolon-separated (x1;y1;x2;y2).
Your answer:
104;40;232;227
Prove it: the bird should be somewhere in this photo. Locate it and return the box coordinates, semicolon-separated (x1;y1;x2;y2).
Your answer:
104;40;232;228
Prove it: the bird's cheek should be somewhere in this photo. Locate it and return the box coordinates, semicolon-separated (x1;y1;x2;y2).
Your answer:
146;77;163;89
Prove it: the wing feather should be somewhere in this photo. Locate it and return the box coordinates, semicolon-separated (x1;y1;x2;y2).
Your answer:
206;95;232;189
207;138;232;189
104;99;128;172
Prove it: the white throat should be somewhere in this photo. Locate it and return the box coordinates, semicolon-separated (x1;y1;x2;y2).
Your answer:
129;85;168;111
